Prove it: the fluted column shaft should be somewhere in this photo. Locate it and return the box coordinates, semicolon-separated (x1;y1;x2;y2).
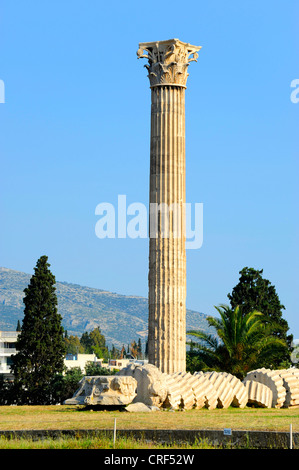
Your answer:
148;85;186;373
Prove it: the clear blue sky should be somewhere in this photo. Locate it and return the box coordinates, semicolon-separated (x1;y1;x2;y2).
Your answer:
0;1;298;338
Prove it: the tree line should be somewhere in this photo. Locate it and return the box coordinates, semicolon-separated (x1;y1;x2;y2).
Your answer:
64;328;145;361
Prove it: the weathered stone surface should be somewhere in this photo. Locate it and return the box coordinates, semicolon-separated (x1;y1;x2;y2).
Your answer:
243;368;286;408
162;372;183;409
168;372;196;410
64;375;137;406
185;372;207;409
278;369;299;407
219;372;248;408
193;372;218;410
125;402;160;412
203;371;235;409
137;39;201;88
162;370;218;410
164;372;196;410
244;380;273;408
180;372;207;409
117;363;168;407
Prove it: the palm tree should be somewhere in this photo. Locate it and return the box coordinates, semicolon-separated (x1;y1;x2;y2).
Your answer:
187;304;288;379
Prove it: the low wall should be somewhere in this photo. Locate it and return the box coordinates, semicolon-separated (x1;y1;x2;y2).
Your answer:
0;428;297;449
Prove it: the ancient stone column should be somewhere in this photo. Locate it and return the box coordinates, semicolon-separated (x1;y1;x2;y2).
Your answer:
137;39;201;373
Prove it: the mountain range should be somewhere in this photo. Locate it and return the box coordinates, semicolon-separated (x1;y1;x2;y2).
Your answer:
0;267;212;350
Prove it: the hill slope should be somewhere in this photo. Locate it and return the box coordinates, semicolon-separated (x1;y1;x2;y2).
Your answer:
0;267;212;349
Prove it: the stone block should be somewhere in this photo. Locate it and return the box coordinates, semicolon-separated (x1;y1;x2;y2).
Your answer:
278;369;299;407
243;368;286;408
219;372;248;408
162;372;183;409
125;402;160;412
168;372;196;410
193;371;218;410
117;363;168;407
64;375;137;406
203;371;235;408
244;380;273;408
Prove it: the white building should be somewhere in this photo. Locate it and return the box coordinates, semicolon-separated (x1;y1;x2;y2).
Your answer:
64;353;102;374
0;331;19;381
63;356;149;374
107;358;148;372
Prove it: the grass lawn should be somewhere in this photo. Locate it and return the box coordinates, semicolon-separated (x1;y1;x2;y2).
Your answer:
0;405;298;433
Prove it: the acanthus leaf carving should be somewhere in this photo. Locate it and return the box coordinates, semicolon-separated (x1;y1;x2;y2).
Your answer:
137;39;201;88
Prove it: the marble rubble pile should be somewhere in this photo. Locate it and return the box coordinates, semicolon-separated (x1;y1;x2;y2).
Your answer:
64;364;299;410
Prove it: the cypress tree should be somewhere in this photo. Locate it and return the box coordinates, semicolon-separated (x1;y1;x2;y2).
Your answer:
11;255;66;404
145;337;148;358
227;267;292;367
137;338;142;359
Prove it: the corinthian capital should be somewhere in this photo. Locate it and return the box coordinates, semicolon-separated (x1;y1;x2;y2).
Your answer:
137;38;201;88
